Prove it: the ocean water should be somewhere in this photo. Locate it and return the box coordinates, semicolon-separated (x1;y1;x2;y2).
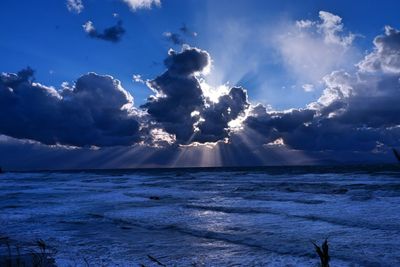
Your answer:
1;165;400;266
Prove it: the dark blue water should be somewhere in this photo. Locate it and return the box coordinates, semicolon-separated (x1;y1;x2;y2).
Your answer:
1;165;400;266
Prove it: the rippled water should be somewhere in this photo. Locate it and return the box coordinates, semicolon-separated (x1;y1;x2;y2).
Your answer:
1;166;400;266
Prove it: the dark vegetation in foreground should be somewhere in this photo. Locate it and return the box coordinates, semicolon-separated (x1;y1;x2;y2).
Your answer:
313;239;330;267
0;235;331;267
0;237;56;267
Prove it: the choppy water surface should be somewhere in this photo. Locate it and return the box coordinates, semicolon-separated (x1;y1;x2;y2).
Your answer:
1;166;400;266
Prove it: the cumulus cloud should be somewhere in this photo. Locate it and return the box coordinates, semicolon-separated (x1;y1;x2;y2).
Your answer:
273;10;359;89
358;26;400;73
317;11;356;47
83;20;125;43
2;24;400;168
243;25;400;153
243;105;315;144
142;46;249;143
66;0;84;14
122;0;160;11
193;86;249;142
0;47;250;150
141;47;210;142
0;69;141;147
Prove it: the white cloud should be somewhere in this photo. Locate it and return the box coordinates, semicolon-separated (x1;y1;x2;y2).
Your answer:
133;74;145;83
122;0;161;11
296;20;314;29
358;26;400;74
302;83;315;92
163;32;172;37
273;10;360;88
316;70;353;107
318;11;356;47
82;21;95;33
66;0;84;14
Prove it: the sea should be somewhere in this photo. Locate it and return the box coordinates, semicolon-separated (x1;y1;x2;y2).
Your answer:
0;165;400;266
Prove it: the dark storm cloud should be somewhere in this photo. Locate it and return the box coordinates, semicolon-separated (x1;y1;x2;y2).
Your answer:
141;47;209;142
193;87;249;142
2;25;400;169
243;105;316;145
83;20;125;43
142;47;250;143
245;46;400;151
243;83;400;152
163;47;209;76
241;27;400;153
0;47;251;149
0;69;140;147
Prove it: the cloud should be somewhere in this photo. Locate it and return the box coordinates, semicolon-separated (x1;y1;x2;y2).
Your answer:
141;47;210;142
0;69;141;147
132;74;145;83
0;47;250;150
358;26;400;74
82;21;95;34
317;11;356;47
66;0;84;14
142;46;249;144
296;19;314;28
302;84;314;92
163;25;197;46
193;86;250;142
163;32;184;45
273;10;359;89
83;20;125;43
243;105;315;144
2;24;400;169
242;25;400;153
122;0;161;11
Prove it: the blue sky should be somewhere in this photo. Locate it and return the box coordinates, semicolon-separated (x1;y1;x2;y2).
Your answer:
1;0;400;170
1;0;399;109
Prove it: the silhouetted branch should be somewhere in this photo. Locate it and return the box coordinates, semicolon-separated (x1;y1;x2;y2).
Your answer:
393;148;400;162
312;239;330;267
147;254;166;266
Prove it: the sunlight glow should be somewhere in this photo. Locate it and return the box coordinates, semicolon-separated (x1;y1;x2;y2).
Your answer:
149;128;176;147
199;79;229;103
228;106;251;131
266;137;285;147
170;138;228;167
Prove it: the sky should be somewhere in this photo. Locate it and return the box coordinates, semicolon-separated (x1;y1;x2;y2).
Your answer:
1;0;400;170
